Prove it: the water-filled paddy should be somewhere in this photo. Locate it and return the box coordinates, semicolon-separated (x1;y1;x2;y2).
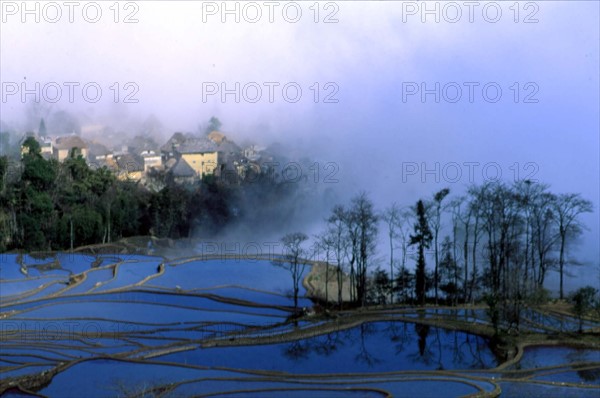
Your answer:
516;346;600;370
38;358;493;398
149;259;308;296
498;381;600;397
2;253;599;397
159;321;497;373
0;275;68;297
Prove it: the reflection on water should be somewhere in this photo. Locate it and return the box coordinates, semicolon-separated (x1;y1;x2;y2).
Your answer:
159;321;497;374
515;346;600;370
1;253;599;397
416;322;430;358
577;367;600;384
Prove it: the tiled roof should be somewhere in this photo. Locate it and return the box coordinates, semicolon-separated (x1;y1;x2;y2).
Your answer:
218;140;241;153
160;132;218;154
95;158;118;171
54;135;88;149
88;142;110;157
170;158;195;177
178;139;217;154
116;154;144;172
160;132;188;152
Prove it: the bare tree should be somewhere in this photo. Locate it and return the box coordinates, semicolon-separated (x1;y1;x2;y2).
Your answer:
451;195;476;303
381;202;401;304
327;205;350;309
466;185;485;302
342;207;359;303
281;232;309;312
552;193;593;299
530;189;557;287
349;192;379;306
429;188;450;304
449;197;467;303
513;180;541;294
396;208;413;303
478;182;522;300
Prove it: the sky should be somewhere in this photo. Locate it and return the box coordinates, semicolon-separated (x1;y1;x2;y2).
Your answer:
1;1;598;291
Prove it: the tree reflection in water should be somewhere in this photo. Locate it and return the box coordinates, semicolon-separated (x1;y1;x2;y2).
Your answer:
452;330;465;366
464;333;487;369
433;328;444;370
283;330;349;362
280;321;492;370
385;322;411;355
282;324;384;367
354;323;381;367
283;340;311;361
409;320;488;369
413;322;433;365
313;331;343;357
577;367;600;383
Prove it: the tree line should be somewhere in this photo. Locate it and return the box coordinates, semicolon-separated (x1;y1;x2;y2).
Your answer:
0;137;300;252
282;181;596;333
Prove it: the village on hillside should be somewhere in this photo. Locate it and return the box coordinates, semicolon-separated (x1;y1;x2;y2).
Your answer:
11;118;283;190
0;116;330;252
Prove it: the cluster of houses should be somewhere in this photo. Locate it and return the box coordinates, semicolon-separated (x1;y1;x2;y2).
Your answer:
20;129;273;187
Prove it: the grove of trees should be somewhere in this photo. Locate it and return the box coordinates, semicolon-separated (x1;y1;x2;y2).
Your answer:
0;137;301;252
311;182;595;334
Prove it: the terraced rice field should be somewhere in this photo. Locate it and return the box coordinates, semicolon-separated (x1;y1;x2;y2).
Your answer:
1;252;599;397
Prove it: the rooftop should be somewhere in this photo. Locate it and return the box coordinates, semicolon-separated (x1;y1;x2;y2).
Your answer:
177;138;217;154
170;158;196;177
54;135;88;150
